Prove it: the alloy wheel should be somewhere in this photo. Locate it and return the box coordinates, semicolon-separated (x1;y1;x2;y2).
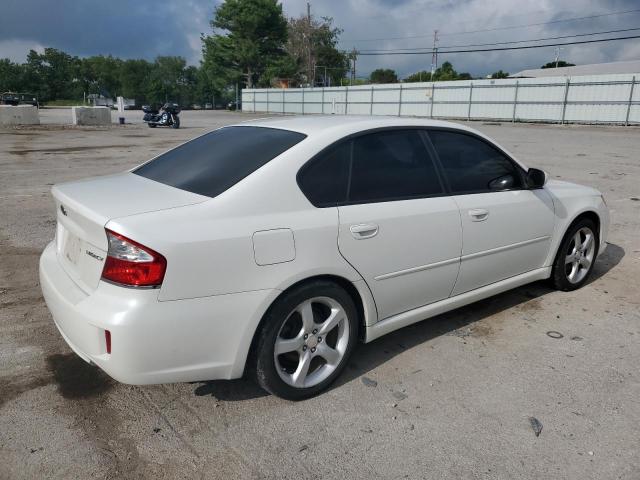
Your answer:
274;296;350;389
564;226;596;284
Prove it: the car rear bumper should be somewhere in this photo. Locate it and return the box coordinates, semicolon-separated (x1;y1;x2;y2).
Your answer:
39;241;278;384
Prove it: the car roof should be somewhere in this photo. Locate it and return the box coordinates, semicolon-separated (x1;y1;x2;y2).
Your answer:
234;115;480;136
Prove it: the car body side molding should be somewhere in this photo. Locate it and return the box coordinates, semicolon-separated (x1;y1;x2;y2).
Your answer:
364;266;551;343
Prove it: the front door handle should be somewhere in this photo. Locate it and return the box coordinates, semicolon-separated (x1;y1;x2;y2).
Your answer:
468;209;489;221
350;223;379;239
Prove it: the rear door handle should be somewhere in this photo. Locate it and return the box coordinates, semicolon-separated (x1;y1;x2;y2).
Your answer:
468;209;489;221
350;223;379;239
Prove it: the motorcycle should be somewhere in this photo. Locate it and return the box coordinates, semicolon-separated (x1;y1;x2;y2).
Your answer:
142;103;181;128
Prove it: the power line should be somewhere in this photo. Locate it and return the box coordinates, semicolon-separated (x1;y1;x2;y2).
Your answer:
341;8;640;44
442;8;640;36
358;27;640;53
357;34;640;55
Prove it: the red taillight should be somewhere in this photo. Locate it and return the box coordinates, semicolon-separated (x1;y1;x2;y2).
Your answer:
101;229;166;287
105;330;112;354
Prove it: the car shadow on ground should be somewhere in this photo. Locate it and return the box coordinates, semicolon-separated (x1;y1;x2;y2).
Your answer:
193;243;624;402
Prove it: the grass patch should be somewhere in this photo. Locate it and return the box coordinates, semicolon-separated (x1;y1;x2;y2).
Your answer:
43;99;87;107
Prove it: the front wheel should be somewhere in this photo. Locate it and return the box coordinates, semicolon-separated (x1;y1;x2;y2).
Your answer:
253;281;359;400
550;218;599;291
172;115;180;129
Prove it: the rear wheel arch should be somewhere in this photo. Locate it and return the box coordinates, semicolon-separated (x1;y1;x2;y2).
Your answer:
244;274;366;376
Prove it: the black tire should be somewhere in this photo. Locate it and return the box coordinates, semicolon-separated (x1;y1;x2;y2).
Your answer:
253;280;359;400
172;116;180;129
550;217;599;291
148;123;156;128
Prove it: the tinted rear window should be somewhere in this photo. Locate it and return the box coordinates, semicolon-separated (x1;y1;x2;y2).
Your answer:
134;126;306;197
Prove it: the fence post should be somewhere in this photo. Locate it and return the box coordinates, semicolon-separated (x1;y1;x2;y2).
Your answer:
430;84;435;118
467;83;473;120
266;90;270;112
282;89;285;114
370;85;374;115
625;75;636;126
561;78;570;124
398;84;403;116
321;87;325;114
345;86;349;115
301;87;305;115
512;81;519;123
253;89;256;112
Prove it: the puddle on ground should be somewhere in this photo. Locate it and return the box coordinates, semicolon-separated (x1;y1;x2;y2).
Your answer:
46;353;114;399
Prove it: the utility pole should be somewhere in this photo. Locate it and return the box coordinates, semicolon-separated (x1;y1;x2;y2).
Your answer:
554;46;564;68
430;30;439;78
350;48;358;85
307;2;313;86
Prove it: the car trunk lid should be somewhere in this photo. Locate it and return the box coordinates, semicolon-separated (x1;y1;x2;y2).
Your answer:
52;172;208;294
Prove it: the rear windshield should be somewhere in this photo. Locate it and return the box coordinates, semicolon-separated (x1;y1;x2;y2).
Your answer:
134;126;306;197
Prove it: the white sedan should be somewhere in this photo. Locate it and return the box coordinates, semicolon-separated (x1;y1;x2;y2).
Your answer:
40;116;609;399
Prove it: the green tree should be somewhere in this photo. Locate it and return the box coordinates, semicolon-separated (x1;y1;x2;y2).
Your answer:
370;68;398;84
80;55;123;97
541;60;575;69
202;0;289;88
120;59;152;104
0;59;25;92
146;56;188;103
404;70;432;83
286;14;349;86
432;61;458;81
26;48;82;101
490;70;509;79
404;62;472;83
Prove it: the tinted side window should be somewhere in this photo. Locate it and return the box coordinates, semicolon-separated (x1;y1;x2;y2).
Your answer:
349;130;443;203
134;126;306;198
429;130;523;194
298;142;350;207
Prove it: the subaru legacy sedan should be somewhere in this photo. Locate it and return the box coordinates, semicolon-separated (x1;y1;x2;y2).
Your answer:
40;116;609;399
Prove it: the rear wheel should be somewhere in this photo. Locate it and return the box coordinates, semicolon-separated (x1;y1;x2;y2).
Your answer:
148;123;156;128
254;281;358;400
551;218;598;291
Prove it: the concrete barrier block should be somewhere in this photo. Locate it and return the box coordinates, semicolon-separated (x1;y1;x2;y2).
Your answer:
71;106;111;126
0;105;40;126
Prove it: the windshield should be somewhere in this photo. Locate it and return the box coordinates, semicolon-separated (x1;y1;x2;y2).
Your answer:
134;126;306;197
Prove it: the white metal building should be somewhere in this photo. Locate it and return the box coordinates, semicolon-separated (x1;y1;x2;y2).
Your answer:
510;60;640;78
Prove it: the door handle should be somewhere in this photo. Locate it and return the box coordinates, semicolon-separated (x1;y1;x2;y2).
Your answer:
468;209;489;221
350;223;379;239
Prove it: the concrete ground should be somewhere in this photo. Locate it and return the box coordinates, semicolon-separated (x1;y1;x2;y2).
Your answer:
0;109;639;480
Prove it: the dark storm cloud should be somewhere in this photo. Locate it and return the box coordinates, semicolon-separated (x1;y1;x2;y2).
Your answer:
0;0;214;63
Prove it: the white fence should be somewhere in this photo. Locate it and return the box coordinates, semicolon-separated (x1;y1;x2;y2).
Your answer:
242;73;640;125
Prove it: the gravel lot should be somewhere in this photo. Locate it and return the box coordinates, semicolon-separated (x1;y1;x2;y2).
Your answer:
1;109;639;480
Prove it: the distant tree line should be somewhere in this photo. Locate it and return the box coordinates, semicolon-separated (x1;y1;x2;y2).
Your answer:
0;48;211;106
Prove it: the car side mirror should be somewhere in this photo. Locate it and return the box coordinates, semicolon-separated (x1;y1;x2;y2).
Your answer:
526;168;547;188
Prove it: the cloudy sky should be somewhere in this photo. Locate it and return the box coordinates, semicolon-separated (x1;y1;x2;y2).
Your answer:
1;0;639;77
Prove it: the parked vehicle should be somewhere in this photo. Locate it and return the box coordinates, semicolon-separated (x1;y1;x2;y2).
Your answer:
1;92;38;107
40;116;609;399
142;103;180;128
